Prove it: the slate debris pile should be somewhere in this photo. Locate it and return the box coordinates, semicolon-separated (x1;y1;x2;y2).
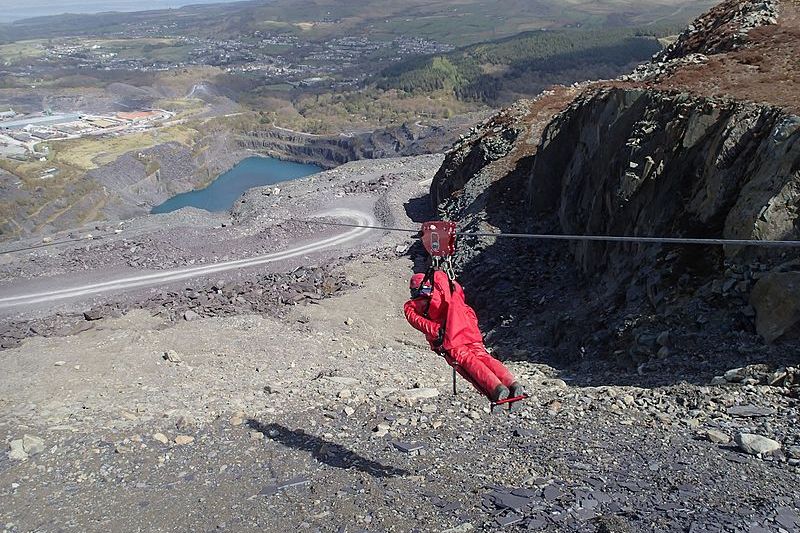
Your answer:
626;0;781;83
0;314;97;350
148;265;350;321
656;0;780;61
341;175;394;195
623;53;709;83
481;481;637;530
0;265;350;350
713;364;800;394
267;368;800;531
0;216;328;282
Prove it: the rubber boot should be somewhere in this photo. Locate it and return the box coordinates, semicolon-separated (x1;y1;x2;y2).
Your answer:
509;381;526;398
491;384;510;402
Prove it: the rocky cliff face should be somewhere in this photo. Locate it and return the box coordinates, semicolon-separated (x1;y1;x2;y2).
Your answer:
430;0;800;380
529;88;800;275
237;116;484;170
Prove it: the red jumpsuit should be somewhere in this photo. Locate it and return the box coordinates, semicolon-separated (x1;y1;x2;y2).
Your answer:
403;271;516;398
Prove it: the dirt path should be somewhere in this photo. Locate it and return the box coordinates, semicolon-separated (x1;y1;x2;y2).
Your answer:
0;209;376;309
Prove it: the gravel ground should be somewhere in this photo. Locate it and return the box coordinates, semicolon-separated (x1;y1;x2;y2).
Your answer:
1;251;798;533
0;151;798;532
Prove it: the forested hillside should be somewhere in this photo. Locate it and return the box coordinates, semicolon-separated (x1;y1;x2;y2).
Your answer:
375;28;668;104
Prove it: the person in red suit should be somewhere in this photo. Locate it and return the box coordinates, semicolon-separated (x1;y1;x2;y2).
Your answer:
403;271;524;401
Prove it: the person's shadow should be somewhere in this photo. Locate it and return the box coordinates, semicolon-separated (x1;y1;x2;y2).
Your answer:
248;420;410;479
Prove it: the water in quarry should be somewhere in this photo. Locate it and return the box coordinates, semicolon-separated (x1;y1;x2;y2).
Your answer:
151;156;321;215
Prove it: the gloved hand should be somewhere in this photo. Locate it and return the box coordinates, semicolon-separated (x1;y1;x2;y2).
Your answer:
433;327;445;349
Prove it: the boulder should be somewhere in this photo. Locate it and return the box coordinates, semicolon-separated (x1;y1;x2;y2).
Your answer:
750;272;800;342
83;309;104;321
734;433;781;455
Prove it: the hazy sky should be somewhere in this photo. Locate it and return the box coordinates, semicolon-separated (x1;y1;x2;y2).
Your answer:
0;0;250;23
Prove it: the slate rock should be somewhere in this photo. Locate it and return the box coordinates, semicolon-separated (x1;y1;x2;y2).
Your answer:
750;271;800;342
724;368;745;382
495;513;523;527
735;433;781;455
399;388;439;401
22;434;45;455
485;490;531;511
277;476;310;490
8;439;27;461
774;508;799;530
83;309;104;321
163;350;182;363
543;485;562;501
392;441;424;453
704;429;730;444
726;405;776;418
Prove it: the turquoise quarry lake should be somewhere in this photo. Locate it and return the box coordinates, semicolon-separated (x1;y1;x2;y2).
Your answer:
151;157;321;215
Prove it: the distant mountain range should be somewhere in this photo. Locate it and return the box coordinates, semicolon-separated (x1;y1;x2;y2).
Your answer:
0;0;247;23
0;0;716;46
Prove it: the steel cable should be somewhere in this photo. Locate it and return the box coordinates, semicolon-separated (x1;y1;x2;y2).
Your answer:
285;218;800;248
7;215;800;259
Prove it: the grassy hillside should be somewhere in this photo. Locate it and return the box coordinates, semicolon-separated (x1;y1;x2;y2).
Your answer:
374;28;665;104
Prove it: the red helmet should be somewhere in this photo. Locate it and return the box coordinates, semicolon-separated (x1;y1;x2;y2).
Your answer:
409;273;426;289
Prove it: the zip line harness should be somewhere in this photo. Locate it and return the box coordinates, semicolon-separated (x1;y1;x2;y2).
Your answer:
419;220;528;412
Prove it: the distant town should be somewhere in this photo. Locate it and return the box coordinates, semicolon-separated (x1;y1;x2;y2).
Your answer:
1;32;453;89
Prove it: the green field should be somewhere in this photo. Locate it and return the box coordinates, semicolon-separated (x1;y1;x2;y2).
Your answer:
51;125;198;171
83;38;195;63
0;39;46;64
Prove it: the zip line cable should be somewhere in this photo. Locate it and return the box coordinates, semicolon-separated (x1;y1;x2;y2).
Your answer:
284;218;800;248
0;231;120;256
281;218;420;234
5;215;800;258
458;231;800;248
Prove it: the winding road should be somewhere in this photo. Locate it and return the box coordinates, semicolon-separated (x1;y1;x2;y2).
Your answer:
0;209;376;309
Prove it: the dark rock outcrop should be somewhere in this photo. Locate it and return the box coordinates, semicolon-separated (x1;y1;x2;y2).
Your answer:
237;116;485;170
750;266;800;342
529;88;800;276
431;108;523;208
